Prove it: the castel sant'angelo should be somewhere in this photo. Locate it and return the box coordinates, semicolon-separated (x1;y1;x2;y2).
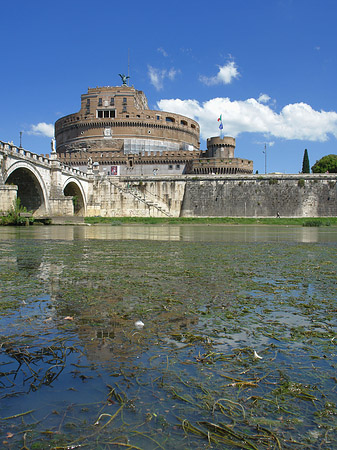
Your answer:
55;75;253;176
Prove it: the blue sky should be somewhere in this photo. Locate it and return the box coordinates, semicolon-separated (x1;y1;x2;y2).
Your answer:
1;0;337;174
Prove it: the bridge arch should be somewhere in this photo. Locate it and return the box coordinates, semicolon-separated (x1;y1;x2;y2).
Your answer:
5;162;50;216
63;177;86;216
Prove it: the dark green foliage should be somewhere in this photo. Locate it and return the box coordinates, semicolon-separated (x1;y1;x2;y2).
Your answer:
0;198;34;226
302;149;310;173
311;154;337;173
298;179;305;188
303;219;331;227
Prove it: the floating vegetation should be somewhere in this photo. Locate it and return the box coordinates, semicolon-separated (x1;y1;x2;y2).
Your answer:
0;226;336;448
1;343;77;393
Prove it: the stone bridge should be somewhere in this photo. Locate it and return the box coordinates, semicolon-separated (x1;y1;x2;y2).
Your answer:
0;140;91;217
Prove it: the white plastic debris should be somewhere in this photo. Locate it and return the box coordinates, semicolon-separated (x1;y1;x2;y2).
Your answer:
253;350;263;359
135;320;145;329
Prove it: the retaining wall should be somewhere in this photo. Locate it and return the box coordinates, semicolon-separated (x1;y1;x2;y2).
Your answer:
88;174;337;218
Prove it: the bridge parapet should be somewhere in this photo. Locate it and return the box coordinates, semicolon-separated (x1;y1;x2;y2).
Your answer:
0;140;88;178
0;140;52;168
60;163;89;179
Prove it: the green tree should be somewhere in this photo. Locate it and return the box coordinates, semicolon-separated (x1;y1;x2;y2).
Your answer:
302;149;310;173
311;154;337;173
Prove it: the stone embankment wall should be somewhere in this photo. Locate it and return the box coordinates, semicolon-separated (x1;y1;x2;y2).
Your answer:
180;174;337;217
88;174;337;218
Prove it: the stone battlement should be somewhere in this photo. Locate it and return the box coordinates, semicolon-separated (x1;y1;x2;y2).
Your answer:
0;140;88;179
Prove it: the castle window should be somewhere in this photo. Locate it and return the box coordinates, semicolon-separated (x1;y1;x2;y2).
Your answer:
168;164;173;169
98;98;102;106
110;98;114;106
191;124;196;129
166;117;175;123
123;97;127;104
180;120;187;126
156;115;161;120
123;105;127;112
97;109;116;118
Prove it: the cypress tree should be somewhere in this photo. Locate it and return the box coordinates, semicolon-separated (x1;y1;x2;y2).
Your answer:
302;149;310;173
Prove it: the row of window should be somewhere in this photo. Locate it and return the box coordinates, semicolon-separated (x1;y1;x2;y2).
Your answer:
97;110;116;118
168;164;180;170
86;98;127;110
94;110;196;128
86;101;195;128
97;97;126;106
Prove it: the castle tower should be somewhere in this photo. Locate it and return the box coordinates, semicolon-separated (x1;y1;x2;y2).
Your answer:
206;136;235;158
55;84;200;158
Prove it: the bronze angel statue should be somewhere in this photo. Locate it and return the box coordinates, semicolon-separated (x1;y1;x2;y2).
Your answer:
119;74;130;86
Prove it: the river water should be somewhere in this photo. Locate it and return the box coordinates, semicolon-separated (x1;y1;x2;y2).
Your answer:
0;224;336;449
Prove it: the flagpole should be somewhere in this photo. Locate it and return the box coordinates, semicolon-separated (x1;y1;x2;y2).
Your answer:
218;114;223;138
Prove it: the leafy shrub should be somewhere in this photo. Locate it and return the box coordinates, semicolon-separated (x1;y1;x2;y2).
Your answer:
0;198;34;226
303;219;331;227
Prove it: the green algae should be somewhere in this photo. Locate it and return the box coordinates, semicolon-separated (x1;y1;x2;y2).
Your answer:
0;227;336;449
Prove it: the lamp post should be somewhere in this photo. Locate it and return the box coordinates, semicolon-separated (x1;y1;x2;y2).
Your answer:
263;143;267;174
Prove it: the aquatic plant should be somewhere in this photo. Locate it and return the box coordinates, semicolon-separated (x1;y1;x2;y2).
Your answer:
0;231;336;448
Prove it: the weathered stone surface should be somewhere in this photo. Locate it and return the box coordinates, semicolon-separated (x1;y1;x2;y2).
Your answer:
1;141;336;218
178;175;337;217
0;185;17;212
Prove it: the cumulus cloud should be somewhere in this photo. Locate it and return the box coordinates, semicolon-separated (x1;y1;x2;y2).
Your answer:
29;122;54;138
148;65;179;91
157;97;337;142
199;61;240;86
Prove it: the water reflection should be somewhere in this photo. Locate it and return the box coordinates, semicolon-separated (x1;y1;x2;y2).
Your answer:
1;225;337;449
0;223;336;242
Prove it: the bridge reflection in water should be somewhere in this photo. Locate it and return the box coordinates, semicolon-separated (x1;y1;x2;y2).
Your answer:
0;224;335;243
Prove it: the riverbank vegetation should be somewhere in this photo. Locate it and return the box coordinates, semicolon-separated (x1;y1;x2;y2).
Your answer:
85;216;337;226
0;199;34;226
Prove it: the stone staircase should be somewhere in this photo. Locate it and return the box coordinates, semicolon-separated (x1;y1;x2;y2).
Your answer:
107;179;172;217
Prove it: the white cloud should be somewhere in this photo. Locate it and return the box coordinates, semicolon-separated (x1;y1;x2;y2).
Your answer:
29;122;54;138
199;61;240;86
157;47;168;57
148;65;179;91
157;97;337;142
167;68;177;81
258;93;271;104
